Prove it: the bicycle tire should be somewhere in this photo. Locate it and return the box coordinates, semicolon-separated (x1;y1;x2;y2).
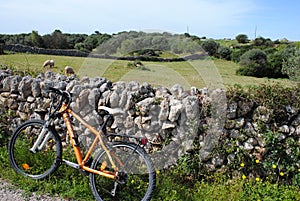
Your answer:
89;142;156;201
8;119;62;179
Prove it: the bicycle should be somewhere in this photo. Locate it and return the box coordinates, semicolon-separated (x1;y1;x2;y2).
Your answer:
8;87;156;201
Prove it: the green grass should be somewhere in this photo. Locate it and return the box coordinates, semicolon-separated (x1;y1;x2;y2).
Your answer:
1;53;298;90
1;144;300;201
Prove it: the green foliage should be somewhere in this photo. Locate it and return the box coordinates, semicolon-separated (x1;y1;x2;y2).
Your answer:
201;40;219;56
0;108;15;146
224;84;300;185
237;49;268;77
282;47;300;81
235;34;249;44
217;46;232;60
253;37;274;48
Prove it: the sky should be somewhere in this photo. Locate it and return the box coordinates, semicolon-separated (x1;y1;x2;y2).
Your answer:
0;0;299;41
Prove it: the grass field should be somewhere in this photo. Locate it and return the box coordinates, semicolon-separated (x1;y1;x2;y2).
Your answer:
0;53;297;89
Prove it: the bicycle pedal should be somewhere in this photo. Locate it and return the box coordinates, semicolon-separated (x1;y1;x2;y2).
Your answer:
100;161;107;171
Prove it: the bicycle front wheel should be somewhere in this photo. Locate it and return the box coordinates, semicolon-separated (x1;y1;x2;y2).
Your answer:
8;119;62;179
89;142;156;201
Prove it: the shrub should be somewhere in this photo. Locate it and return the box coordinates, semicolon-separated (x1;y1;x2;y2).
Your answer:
237;49;268;77
201;40;219;56
217;46;232;60
281;48;300;81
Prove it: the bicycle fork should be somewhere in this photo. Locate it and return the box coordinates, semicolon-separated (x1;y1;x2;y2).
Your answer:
29;121;52;153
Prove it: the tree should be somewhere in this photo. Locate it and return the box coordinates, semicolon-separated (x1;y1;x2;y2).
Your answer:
236;34;248;44
237;49;268;77
30;31;44;47
201;40;219;56
217;46;232;60
281;48;300;81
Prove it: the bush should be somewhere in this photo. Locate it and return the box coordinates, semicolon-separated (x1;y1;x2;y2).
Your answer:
217;46;232;60
237;49;268;77
281;48;300;81
201;40;219;56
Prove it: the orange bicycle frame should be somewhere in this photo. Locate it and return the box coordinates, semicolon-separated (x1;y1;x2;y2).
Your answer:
59;103;119;179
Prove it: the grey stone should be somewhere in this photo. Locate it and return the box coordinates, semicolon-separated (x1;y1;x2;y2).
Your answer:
168;99;183;122
227;102;237;119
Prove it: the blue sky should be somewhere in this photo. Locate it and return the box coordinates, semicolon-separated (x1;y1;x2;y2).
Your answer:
0;0;299;41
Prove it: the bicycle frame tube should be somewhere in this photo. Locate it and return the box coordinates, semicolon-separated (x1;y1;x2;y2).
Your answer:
59;103;118;176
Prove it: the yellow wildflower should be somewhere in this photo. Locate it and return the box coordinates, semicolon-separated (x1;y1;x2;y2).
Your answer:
242;175;247;180
240;163;245;167
272;164;277;169
255;159;260;164
156;170;160;175
255;177;260;182
280;172;284;176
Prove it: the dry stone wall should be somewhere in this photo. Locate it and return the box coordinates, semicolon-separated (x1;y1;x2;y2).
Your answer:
1;69;300;171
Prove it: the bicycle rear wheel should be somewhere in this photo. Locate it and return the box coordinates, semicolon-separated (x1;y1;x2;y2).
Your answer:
8;119;62;179
89;142;156;201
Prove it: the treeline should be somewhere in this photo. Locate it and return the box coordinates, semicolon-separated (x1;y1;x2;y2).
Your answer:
0;30;299;81
0;30;111;52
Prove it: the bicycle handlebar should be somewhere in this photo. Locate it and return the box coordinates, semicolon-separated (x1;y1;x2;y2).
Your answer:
47;87;72;115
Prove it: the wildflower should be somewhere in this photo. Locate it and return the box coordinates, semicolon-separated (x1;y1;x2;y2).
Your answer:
156;170;160;175
255;159;260;164
131;179;135;184
240;163;245;167
272;164;277;169
255;177;260;182
242;175;247;180
22;163;30;170
280;172;284;176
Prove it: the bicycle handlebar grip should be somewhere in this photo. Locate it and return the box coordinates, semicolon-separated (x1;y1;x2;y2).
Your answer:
48;87;63;95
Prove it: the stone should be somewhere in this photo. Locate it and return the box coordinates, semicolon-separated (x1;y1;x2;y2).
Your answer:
158;99;169;121
109;91;120;108
162;122;176;130
10;76;22;93
243;142;254;151
2;76;14;92
244;122;257;137
278;125;289;134
237;100;254;117
212;155;225;167
226;102;237;119
31;79;41;97
136;97;155;116
76;89;90;110
253;106;272;123
1;92;10;98
235;118;245;129
168;99;183;122
170;84;185;99
27;96;35;103
182;96;200;120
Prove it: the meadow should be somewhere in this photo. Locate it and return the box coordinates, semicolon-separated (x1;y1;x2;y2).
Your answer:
0;53;297;89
